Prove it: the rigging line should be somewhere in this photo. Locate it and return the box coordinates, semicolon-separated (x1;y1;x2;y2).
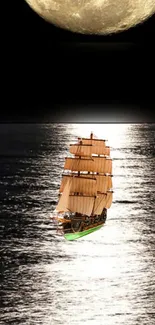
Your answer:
93;133;98;139
70;155;92;172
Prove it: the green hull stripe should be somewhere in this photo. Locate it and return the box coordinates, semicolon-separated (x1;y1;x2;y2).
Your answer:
64;224;103;241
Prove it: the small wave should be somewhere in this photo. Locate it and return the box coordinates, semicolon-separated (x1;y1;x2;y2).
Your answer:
114;200;136;204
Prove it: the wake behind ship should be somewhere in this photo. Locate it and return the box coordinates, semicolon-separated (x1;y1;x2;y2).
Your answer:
51;132;113;240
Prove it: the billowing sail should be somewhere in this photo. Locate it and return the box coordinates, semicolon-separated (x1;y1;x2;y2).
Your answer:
95;175;112;192
59;175;97;196
105;158;112;174
79;174;112;193
55;178;96;216
70;144;92;157
94;146;110;156
93;193;107;215
70;144;110;156
91;157;112;174
55;179;71;213
68;195;95;216
64;157;93;172
105;192;113;209
107;176;113;190
64;157;112;173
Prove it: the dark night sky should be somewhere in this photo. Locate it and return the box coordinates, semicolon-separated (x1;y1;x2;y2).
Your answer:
2;1;155;122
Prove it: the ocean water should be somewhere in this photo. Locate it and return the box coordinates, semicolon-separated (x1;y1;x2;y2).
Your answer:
0;123;155;325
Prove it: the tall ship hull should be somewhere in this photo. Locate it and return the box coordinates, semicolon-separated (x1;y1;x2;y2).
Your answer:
64;225;104;241
51;132;113;241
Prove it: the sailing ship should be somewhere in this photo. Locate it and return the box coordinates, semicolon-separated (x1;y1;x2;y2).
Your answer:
52;132;113;241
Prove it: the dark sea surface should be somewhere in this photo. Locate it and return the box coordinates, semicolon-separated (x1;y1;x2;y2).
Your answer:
0;123;155;325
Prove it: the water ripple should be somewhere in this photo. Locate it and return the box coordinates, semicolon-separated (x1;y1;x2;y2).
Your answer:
0;123;155;325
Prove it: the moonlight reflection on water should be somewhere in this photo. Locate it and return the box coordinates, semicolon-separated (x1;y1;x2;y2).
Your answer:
0;123;155;325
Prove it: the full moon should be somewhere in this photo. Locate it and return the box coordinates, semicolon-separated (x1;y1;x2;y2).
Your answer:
25;0;155;34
